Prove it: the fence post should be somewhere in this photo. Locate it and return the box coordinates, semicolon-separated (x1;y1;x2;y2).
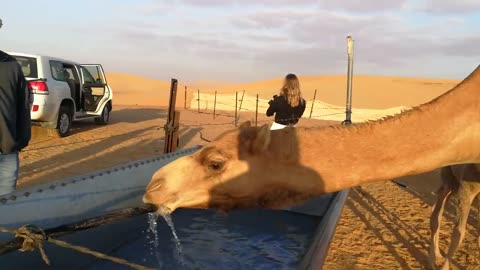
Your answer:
171;110;180;152
255;94;259;126
235;91;238;126
213;91;217;119
197;89;200;113
164;78;179;154
184;86;187;109
309;89;317;119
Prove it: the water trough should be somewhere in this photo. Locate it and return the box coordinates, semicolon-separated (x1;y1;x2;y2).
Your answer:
0;146;348;269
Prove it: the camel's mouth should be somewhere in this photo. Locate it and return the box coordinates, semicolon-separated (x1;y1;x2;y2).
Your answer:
143;203;176;216
143;202;159;212
143;200;176;216
155;205;173;216
142;193;179;213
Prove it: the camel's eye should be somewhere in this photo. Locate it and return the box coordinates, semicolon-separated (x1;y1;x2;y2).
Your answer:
208;161;224;172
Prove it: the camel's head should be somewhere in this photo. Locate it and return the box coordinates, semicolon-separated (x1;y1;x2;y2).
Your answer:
143;121;285;214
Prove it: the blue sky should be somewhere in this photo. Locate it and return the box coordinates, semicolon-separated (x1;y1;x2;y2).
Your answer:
1;0;479;83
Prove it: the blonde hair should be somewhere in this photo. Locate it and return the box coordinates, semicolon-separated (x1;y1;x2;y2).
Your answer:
279;73;302;107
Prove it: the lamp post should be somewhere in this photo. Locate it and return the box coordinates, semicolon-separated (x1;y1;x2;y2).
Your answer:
343;36;354;125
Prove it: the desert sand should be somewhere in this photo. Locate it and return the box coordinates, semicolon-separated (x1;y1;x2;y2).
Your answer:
18;72;480;269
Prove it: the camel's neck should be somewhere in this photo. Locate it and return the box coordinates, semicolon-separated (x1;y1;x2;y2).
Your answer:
268;70;480;194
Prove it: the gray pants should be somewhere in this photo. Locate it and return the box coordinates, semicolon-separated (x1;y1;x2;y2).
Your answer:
0;152;19;196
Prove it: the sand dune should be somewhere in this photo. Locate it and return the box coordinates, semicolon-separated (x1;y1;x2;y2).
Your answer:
106;72;460;110
106;73;173;107
204;75;460;109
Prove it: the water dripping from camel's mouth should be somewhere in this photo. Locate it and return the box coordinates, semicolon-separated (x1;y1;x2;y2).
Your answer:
147;212;162;268
147;205;186;268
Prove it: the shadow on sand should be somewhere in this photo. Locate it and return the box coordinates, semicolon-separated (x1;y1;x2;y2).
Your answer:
19;114;202;190
70;108;168;135
394;170;480;237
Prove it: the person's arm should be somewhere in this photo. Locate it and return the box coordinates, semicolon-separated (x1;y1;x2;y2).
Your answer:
15;66;31;150
298;98;307;118
266;95;278;117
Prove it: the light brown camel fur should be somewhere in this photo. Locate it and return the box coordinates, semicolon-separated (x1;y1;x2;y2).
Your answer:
430;163;480;270
144;65;480;214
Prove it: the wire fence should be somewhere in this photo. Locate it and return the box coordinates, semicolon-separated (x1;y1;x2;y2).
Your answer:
180;87;405;128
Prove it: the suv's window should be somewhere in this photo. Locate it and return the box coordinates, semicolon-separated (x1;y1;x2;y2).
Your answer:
81;66;96;84
82;66;105;84
12;56;38;78
50;61;66;81
64;66;79;82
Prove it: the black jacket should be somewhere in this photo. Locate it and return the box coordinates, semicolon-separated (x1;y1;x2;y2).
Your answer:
0;50;31;154
266;95;306;125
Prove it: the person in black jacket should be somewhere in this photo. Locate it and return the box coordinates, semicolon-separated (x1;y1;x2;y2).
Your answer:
0;21;32;195
266;73;306;130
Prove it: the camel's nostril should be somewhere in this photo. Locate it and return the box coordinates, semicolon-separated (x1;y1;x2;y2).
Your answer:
146;178;165;192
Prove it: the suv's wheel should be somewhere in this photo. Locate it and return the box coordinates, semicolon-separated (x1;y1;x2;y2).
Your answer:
56;106;72;137
95;106;110;125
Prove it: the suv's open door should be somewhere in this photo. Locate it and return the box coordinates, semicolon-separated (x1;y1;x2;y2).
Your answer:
79;64;111;113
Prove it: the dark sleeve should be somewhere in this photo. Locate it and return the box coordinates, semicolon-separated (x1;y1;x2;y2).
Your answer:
15;66;31;150
297;98;306;118
266;97;277;117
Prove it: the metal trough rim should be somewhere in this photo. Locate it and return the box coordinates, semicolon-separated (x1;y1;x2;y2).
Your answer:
0;146;202;204
298;188;350;270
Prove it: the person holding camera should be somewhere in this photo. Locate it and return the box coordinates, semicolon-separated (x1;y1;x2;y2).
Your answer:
266;73;306;130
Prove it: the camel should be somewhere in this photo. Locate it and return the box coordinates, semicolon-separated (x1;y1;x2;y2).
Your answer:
430;164;480;270
143;65;480;215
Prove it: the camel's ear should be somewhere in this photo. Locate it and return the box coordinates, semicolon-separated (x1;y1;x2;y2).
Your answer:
252;124;271;154
239;121;252;129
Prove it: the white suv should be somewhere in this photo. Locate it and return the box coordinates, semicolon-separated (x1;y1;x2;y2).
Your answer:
8;52;113;137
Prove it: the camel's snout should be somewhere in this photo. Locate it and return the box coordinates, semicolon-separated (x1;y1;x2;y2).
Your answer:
143;175;168;206
142;195;151;204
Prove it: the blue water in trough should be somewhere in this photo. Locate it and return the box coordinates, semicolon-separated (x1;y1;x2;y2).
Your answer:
88;209;319;270
1;208;320;270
